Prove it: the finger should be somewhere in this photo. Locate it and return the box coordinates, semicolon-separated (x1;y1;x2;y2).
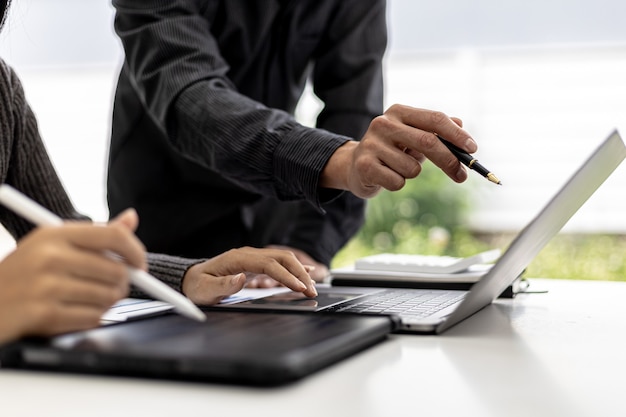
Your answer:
62;223;147;271
307;265;330;283
260;249;317;295
263;276;281;287
376;142;424;180
244;278;260;288
352;128;423;192
402;145;427;164
391;125;468;183
95;224;146;270
41;245;131;288
354;153;409;193
389;105;476;152
244;274;283;288
359;131;425;181
244;273;263;288
264;247;328;283
54;276;128;308
27;270;127;310
260;260;317;297
24;302;106;337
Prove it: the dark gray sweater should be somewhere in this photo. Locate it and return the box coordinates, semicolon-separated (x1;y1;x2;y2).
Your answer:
0;59;200;296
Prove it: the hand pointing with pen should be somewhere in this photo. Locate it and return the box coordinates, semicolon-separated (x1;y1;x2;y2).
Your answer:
320;105;486;199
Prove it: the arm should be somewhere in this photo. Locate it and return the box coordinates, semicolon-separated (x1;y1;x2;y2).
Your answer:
113;0;348;207
113;0;476;202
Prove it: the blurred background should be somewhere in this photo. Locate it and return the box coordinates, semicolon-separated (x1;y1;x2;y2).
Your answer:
1;0;625;280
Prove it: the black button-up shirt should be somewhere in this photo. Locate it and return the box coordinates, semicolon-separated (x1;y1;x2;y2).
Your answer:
108;0;387;264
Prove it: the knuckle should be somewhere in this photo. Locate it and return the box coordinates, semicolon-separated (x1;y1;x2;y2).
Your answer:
419;131;438;149
354;155;373;174
368;114;386;130
386;103;405;114
35;275;61;299
369;114;395;132
227;247;246;257
429;110;450;126
442;155;460;172
37;245;65;268
261;258;281;274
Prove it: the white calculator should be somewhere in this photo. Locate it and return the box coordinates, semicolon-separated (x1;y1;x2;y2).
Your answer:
354;249;502;274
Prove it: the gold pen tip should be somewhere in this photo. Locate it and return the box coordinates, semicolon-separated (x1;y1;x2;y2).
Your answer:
487;173;502;185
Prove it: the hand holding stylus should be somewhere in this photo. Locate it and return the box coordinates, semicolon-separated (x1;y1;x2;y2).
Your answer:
0;184;205;322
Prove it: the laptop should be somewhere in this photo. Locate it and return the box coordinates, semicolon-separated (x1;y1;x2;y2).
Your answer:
214;130;626;334
0;310;395;386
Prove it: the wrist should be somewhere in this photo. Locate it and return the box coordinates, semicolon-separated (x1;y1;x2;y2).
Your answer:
320;140;357;190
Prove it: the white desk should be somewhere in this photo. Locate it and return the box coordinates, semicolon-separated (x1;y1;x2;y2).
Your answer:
1;278;624;417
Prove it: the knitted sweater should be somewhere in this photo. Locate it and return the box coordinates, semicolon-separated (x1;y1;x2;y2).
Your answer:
0;58;200;296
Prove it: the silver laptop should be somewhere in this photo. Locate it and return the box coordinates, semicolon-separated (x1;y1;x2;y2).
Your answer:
215;130;626;334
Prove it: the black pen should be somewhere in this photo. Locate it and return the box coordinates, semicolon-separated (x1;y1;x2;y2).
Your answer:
436;134;502;185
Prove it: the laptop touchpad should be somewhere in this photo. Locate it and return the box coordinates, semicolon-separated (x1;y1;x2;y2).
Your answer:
230;291;366;311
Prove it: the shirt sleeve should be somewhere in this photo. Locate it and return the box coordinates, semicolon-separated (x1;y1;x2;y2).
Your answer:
112;0;350;207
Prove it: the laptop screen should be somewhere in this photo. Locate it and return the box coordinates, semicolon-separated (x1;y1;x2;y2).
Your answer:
438;130;626;333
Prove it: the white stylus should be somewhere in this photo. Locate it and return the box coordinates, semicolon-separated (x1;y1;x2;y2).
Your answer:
0;184;206;322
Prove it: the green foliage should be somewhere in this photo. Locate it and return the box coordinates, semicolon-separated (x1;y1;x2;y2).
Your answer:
526;234;626;281
358;165;470;245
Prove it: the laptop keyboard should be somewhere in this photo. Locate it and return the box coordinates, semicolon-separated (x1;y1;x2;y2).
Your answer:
328;289;465;319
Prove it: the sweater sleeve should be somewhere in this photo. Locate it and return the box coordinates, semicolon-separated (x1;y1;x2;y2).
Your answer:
131;252;202;297
0;60;85;240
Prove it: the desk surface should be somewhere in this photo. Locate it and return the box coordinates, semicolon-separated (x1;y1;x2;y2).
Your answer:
1;278;624;417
